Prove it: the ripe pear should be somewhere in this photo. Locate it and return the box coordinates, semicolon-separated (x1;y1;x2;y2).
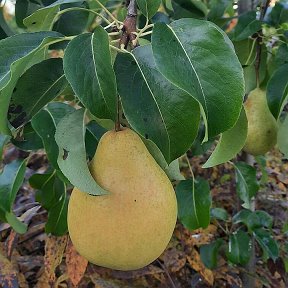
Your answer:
243;88;278;156
68;128;177;271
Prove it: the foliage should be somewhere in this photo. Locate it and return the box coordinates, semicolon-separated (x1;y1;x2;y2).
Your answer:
0;0;287;286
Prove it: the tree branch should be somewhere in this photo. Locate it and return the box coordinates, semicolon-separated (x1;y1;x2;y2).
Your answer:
119;0;138;49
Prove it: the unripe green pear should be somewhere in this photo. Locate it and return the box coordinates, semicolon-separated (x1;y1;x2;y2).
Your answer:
68;128;177;271
243;88;278;156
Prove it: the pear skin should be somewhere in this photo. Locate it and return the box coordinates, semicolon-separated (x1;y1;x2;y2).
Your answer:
68;128;177;271
243;88;278;156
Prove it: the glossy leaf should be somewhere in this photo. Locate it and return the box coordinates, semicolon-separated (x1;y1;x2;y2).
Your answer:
234;162;259;209
0;160;27;233
9;58;67;128
200;239;223;269
64;28;116;120
152;19;244;140
231;11;262;41
254;228;279;261
278;114;288;159
136;0;161;19
210;207;228;221
227;230;251;265
115;45;200;163
203;108;247;168
31;102;75;181
55;109;108;195
0;7;13;39
176;178;211;230
267;63;288;119
23;0;84;31
232;209;252;226
0;31;64;134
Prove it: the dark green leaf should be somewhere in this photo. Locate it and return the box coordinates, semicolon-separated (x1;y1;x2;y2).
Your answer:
170;0;207;20
210;207;228;221
152;19;244;140
267;63;288;119
231;11;262;41
0;159;27;233
247;211;273;231
64;28;116;120
15;0;43;28
233;39;256;66
200;239;223;269
234;162;259;209
207;0;233;21
255;156;268;184
115;45;200;163
137;0;161;19
11;123;43;151
152;12;170;24
254;228;279;261
45;178;68;236
23;0;84;31
0;31;64;134
9;58;67;128
176;178;211;230
277;114;288;159
55;109;108;195
232;209;252;226
227;230;251;265
203;107;247;168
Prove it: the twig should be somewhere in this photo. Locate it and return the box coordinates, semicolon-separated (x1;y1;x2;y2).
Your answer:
119;0;138;49
157;259;177;288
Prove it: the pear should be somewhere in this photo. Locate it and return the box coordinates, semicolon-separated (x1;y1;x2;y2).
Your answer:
68;128;177;271
243;88;278;156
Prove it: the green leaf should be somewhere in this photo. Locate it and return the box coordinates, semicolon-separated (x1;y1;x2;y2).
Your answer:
200;239;223;269
267;63;288;119
203;107;247;168
227;230;251;265
255;156;268;184
5;211;28;234
11;123;43;151
0;133;10;159
231;11;262;41
170;0;207;20
64;28;116;121
0;159;27;233
234;162;259;209
152;19;244;140
232;209;252;226
176;178;211;230
31;102;75;180
23;0;84;31
137;0;161;19
45;178;68;236
9;58;67;128
210;207;228;221
277;114;288;159
15;0;43;28
233;39;256;66
207;0;233;21
55;109;108;195
254;228;279;261
115;45;200;163
30;172;68;235
247;211;273;231
0;31;64;134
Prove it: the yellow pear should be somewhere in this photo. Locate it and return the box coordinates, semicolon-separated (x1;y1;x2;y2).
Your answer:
68;128;177;271
243;88;278;156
